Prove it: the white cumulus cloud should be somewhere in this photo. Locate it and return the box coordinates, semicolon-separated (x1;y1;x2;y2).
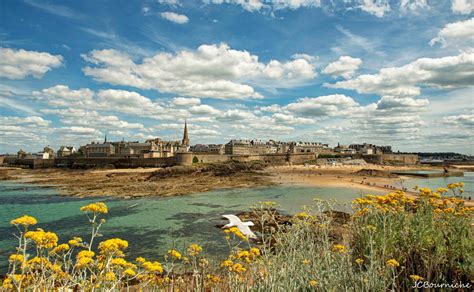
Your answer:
0;48;62;79
451;0;474;14
323;56;362;79
82;43;317;99
326;52;474;97
284;94;360;117
430;18;474;48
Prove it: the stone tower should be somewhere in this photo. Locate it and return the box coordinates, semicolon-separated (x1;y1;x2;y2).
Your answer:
182;120;190;147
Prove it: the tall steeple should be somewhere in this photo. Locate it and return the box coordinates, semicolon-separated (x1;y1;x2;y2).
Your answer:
104;133;107;143
182;120;189;146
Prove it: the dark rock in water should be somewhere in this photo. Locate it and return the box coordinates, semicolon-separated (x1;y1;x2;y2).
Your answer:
323;210;351;225
353;168;398;178
215;209;351;245
146;161;268;181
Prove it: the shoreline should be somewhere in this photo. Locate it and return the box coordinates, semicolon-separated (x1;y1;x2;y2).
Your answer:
0;164;274;198
1;164;472;206
264;164;474;206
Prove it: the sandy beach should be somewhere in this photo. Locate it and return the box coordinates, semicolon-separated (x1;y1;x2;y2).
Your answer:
1;163;472;206
266;164;415;193
264;164;474;206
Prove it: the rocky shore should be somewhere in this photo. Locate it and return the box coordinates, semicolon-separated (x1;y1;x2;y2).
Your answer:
0;162;273;198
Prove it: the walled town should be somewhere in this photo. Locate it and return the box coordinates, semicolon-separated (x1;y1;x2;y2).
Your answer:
1;121;422;169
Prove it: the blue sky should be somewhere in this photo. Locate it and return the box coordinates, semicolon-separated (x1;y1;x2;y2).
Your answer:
0;0;473;154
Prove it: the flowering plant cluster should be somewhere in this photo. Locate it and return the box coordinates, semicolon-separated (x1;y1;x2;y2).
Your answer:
2;183;472;291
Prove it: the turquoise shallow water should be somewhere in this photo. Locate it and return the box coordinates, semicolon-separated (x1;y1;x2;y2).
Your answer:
0;181;376;272
403;171;474;197
1;173;472;273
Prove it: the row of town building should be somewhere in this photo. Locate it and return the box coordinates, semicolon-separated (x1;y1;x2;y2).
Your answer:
12;121;393;159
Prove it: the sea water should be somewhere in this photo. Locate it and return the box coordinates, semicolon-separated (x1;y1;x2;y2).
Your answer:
0;182;376;272
1;173;472;272
403;171;473;197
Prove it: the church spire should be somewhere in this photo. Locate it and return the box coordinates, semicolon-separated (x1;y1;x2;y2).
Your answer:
182;120;189;147
104;133;107;143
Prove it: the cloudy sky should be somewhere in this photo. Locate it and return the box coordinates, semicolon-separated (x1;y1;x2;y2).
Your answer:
0;0;473;154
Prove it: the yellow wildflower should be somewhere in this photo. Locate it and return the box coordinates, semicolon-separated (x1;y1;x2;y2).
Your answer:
355;258;364;265
232;263;246;273
111;258;128;267
10;215;37;226
104;271;116;281
302;259;311;265
207;274;220;283
25;229;58;249
187;244;202;256
2;277;13;289
80;202;108;214
68;237;82;246
168;249;182;260
77;250;95;259
143;261;163;273
309;280;318;287
2;275;25;289
136;257;146;263
444;208;454;213
76;253;94;269
437;188;448;193
250;247;260;256
98;238;128;255
224;227;248;240
258;201;276;207
123;269;136;277
332;244;346;253
28;256;51;266
410;274;424;281
50;264;62;273
221;260;233;267
51;243;70;254
295;212;310;219
8;254;24;263
386;259;400;268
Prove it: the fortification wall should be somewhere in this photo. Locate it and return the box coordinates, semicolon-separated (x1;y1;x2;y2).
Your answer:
5;151;319;169
55;157;176;168
192;154;231;164
175;152;193;166
288;153;317;164
229;153;315;165
362;154;418;165
4;158;55;169
381;154;418;165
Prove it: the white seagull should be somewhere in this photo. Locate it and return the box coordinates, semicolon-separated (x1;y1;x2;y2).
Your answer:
222;214;257;239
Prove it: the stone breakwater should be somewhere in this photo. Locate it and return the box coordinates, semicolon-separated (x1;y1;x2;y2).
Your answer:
391;171;464;178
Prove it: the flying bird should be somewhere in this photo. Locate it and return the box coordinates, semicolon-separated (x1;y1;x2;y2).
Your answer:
222;214;257;239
